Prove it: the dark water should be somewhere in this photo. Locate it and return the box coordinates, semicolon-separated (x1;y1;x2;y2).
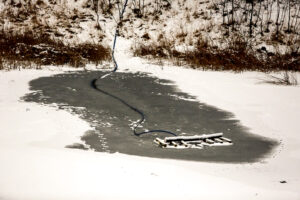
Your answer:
23;71;277;163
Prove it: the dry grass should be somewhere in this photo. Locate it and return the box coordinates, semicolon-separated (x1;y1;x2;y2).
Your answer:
133;34;300;72
261;71;298;85
0;30;111;69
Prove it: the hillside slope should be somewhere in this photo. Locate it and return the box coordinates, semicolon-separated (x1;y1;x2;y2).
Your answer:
0;0;299;70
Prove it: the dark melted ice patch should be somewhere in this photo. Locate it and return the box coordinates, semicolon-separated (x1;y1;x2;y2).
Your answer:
22;71;277;163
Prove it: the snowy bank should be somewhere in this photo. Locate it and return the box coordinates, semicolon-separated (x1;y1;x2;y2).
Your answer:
1;52;300;199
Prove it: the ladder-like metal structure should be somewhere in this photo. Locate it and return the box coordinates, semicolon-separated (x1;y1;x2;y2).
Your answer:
154;133;232;149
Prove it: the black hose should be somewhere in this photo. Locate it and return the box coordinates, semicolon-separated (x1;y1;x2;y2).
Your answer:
91;0;177;137
91;79;177;137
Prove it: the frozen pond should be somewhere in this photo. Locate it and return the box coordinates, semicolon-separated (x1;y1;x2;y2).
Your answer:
23;71;277;162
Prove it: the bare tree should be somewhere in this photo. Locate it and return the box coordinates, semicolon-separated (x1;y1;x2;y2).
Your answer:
222;0;227;25
288;0;291;32
254;0;263;27
231;0;234;30
260;6;264;35
275;0;280;37
132;0;145;17
266;0;274;32
249;0;254;37
93;0;101;29
293;2;300;32
279;1;288;31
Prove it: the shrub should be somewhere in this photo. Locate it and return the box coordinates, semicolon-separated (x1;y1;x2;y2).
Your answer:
0;30;111;69
132;33;300;72
262;71;298;85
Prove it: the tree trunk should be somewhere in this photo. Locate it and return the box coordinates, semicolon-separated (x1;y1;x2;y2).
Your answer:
222;0;226;25
288;0;291;32
266;0;274;32
249;0;254;37
255;0;262;27
276;0;280;37
231;0;234;30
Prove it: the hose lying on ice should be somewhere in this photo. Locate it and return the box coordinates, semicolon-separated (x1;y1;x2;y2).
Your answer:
91;0;177;137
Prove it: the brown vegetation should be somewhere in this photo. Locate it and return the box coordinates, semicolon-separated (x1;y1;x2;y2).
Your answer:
133;34;300;72
0;30;111;69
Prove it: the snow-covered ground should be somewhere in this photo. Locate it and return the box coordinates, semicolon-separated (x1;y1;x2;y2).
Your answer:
1;39;300;199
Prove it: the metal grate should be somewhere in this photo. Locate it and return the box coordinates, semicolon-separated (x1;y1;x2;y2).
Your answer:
154;133;232;149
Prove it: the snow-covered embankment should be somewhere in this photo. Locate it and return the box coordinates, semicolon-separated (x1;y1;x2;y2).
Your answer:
1;57;300;199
